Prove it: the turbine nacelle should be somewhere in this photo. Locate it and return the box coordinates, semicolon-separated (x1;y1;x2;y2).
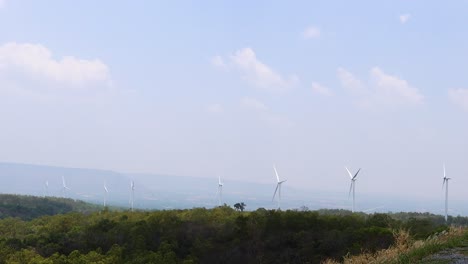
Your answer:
346;167;361;180
442;164;451;188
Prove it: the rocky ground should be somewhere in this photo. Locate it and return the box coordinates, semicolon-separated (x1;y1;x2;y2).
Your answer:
422;247;468;263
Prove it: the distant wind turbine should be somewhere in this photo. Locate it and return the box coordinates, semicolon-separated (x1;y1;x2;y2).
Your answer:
346;167;361;213
272;165;287;210
62;176;71;198
103;181;109;207
130;180;135;211
216;176;223;206
442;164;451;223
44;180;49;197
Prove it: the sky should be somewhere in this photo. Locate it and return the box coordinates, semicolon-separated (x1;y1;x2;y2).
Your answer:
0;1;468;203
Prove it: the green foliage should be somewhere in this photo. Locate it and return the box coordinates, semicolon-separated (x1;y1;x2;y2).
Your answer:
0;195;463;263
0;194;102;220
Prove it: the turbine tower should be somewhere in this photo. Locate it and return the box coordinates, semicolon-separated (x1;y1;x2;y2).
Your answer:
103;181;109;207
130;180;135;212
346;167;361;213
217;176;223;206
61;176;70;198
272;165;287;210
442;164;451;223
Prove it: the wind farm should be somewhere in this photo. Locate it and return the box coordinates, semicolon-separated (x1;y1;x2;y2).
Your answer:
2;1;468;262
0;162;462;217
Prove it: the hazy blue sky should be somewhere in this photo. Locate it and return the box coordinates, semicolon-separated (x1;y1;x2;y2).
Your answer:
0;1;468;201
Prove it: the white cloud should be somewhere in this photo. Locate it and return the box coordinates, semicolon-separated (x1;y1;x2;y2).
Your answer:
370;67;423;105
337;67;365;93
0;42;111;87
399;14;411;24
229;48;299;92
210;55;226;69
337;67;424;107
448;88;468;111
206;103;224;114
311;82;332;96
240;97;268;111
303;26;321;39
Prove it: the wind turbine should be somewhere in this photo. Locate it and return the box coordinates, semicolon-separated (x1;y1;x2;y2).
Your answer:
442;164;451;223
130;180;135;212
272;165;287;210
44;180;49;197
346;167;361;213
216;176;223;206
103;181;109;207
61;176;71;198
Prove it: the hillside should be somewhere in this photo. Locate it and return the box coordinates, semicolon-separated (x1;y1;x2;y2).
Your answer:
0;194;102;220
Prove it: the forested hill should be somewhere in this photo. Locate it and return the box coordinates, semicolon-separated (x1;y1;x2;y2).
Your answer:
0;206;461;263
0;194;101;220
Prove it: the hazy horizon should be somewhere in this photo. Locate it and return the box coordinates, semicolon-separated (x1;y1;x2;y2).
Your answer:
0;1;467;208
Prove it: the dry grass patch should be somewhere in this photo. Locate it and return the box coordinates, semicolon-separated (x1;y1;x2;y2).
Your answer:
323;227;467;264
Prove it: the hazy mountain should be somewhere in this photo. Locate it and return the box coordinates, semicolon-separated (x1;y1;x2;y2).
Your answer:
0;162;336;210
0;162;136;207
0;162;465;216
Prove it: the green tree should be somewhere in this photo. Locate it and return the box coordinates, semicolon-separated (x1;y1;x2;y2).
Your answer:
233;202;246;212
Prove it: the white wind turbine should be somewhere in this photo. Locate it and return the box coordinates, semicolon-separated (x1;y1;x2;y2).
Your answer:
44;180;49;197
216;176;223;206
346;167;361;213
61;176;71;198
130;180;135;211
272;165;287;210
442;164;451;223
103;181;109;207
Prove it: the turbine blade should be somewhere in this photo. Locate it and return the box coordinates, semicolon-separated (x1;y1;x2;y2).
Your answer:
443;163;446;178
353;168;361;180
345;167;353;179
218;176;221;185
272;184;279;201
274;165;280;182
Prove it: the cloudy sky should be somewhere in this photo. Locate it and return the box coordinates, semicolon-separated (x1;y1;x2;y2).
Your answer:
0;1;468;201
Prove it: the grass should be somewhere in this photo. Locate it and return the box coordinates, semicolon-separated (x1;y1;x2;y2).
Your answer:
322;227;468;264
